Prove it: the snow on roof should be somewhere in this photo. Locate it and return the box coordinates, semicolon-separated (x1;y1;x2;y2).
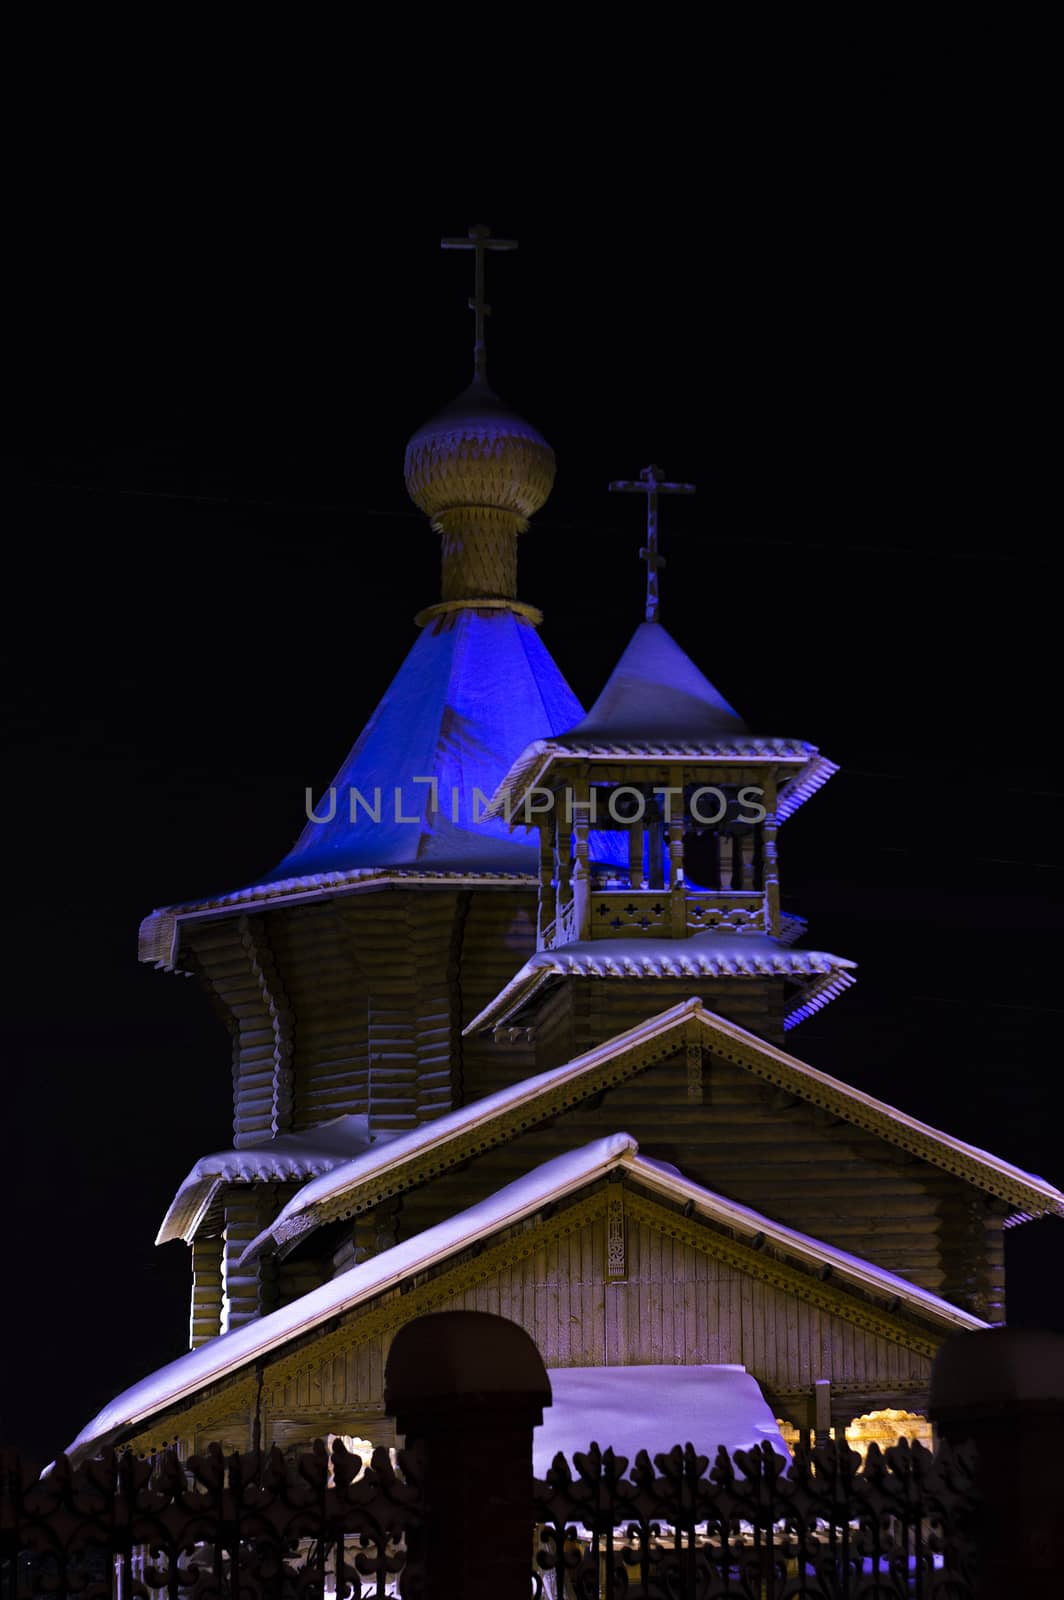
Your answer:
630;1152;987;1330
67;1135;636;1462
483;738;835;826
535;1365;786;1477
475;621;836;825
244;997;1064;1255
567;622;749;741
155;1116;400;1245
138;867;538;969
461;931;858;1035
67;1131;985;1465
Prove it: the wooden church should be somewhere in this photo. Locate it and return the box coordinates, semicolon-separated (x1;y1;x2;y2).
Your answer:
68;227;1064;1470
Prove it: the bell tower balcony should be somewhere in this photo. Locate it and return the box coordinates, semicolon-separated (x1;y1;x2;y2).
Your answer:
500;766;793;954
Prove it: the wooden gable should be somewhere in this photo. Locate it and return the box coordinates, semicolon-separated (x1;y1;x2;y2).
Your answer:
389;1045;1006;1322
125;1177;938;1459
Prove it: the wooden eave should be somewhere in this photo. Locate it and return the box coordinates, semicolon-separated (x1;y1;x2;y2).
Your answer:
480;739;835;826
139;870;536;971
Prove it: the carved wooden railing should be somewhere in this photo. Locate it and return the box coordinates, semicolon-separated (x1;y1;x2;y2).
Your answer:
532;1437;979;1599
588;889;767;939
685;890;766;936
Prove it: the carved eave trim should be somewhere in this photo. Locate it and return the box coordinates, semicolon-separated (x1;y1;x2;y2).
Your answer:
698;1013;1064;1223
122;1193;608;1454
122;1371;260;1459
139;870;537;971
482;740;829;826
623;1192;946;1360
783;969;857;1028
462;956;855;1037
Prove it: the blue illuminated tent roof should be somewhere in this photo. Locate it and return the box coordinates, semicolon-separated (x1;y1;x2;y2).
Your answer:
262;608;584;880
138;606;633;967
568;620;748;741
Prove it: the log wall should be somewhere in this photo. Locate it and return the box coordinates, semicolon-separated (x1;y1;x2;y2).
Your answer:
179;889;1005;1336
184;888;542;1140
188;1233;224;1348
457;891;539;1101
220;1186;279;1332
395;1049;1007;1320
532;977;787;1074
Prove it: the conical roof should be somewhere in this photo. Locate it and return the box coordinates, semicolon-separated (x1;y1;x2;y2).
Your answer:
263;609;583;880
569;621;748;742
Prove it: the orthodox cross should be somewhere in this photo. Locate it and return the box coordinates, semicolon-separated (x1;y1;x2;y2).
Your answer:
441;223;517;384
609;464;696;622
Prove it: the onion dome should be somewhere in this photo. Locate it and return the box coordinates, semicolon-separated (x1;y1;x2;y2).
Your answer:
404;381;555;608
404;379;555;525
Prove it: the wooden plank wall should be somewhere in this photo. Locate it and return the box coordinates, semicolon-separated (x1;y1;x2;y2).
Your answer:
263;1212;931;1449
412;892;465;1121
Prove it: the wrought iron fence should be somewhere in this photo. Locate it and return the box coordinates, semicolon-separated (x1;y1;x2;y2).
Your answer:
1;1434;978;1600
532;1436;979;1598
0;1439;423;1600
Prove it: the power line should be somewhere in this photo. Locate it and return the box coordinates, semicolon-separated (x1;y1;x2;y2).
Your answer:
21;478;1011;558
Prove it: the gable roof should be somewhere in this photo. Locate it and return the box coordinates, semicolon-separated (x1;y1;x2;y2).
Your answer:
242;999;1064;1262
66;1132;987;1465
461;931;858;1034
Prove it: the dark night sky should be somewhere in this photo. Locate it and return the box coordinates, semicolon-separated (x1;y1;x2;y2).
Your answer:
3;33;1060;1464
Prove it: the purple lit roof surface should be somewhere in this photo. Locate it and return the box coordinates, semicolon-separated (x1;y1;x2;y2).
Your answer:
566;621;748;741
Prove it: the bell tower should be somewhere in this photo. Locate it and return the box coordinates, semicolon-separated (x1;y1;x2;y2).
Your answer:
465;467;855;1059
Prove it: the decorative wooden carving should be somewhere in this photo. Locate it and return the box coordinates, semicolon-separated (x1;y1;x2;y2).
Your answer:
605;1186;626;1280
